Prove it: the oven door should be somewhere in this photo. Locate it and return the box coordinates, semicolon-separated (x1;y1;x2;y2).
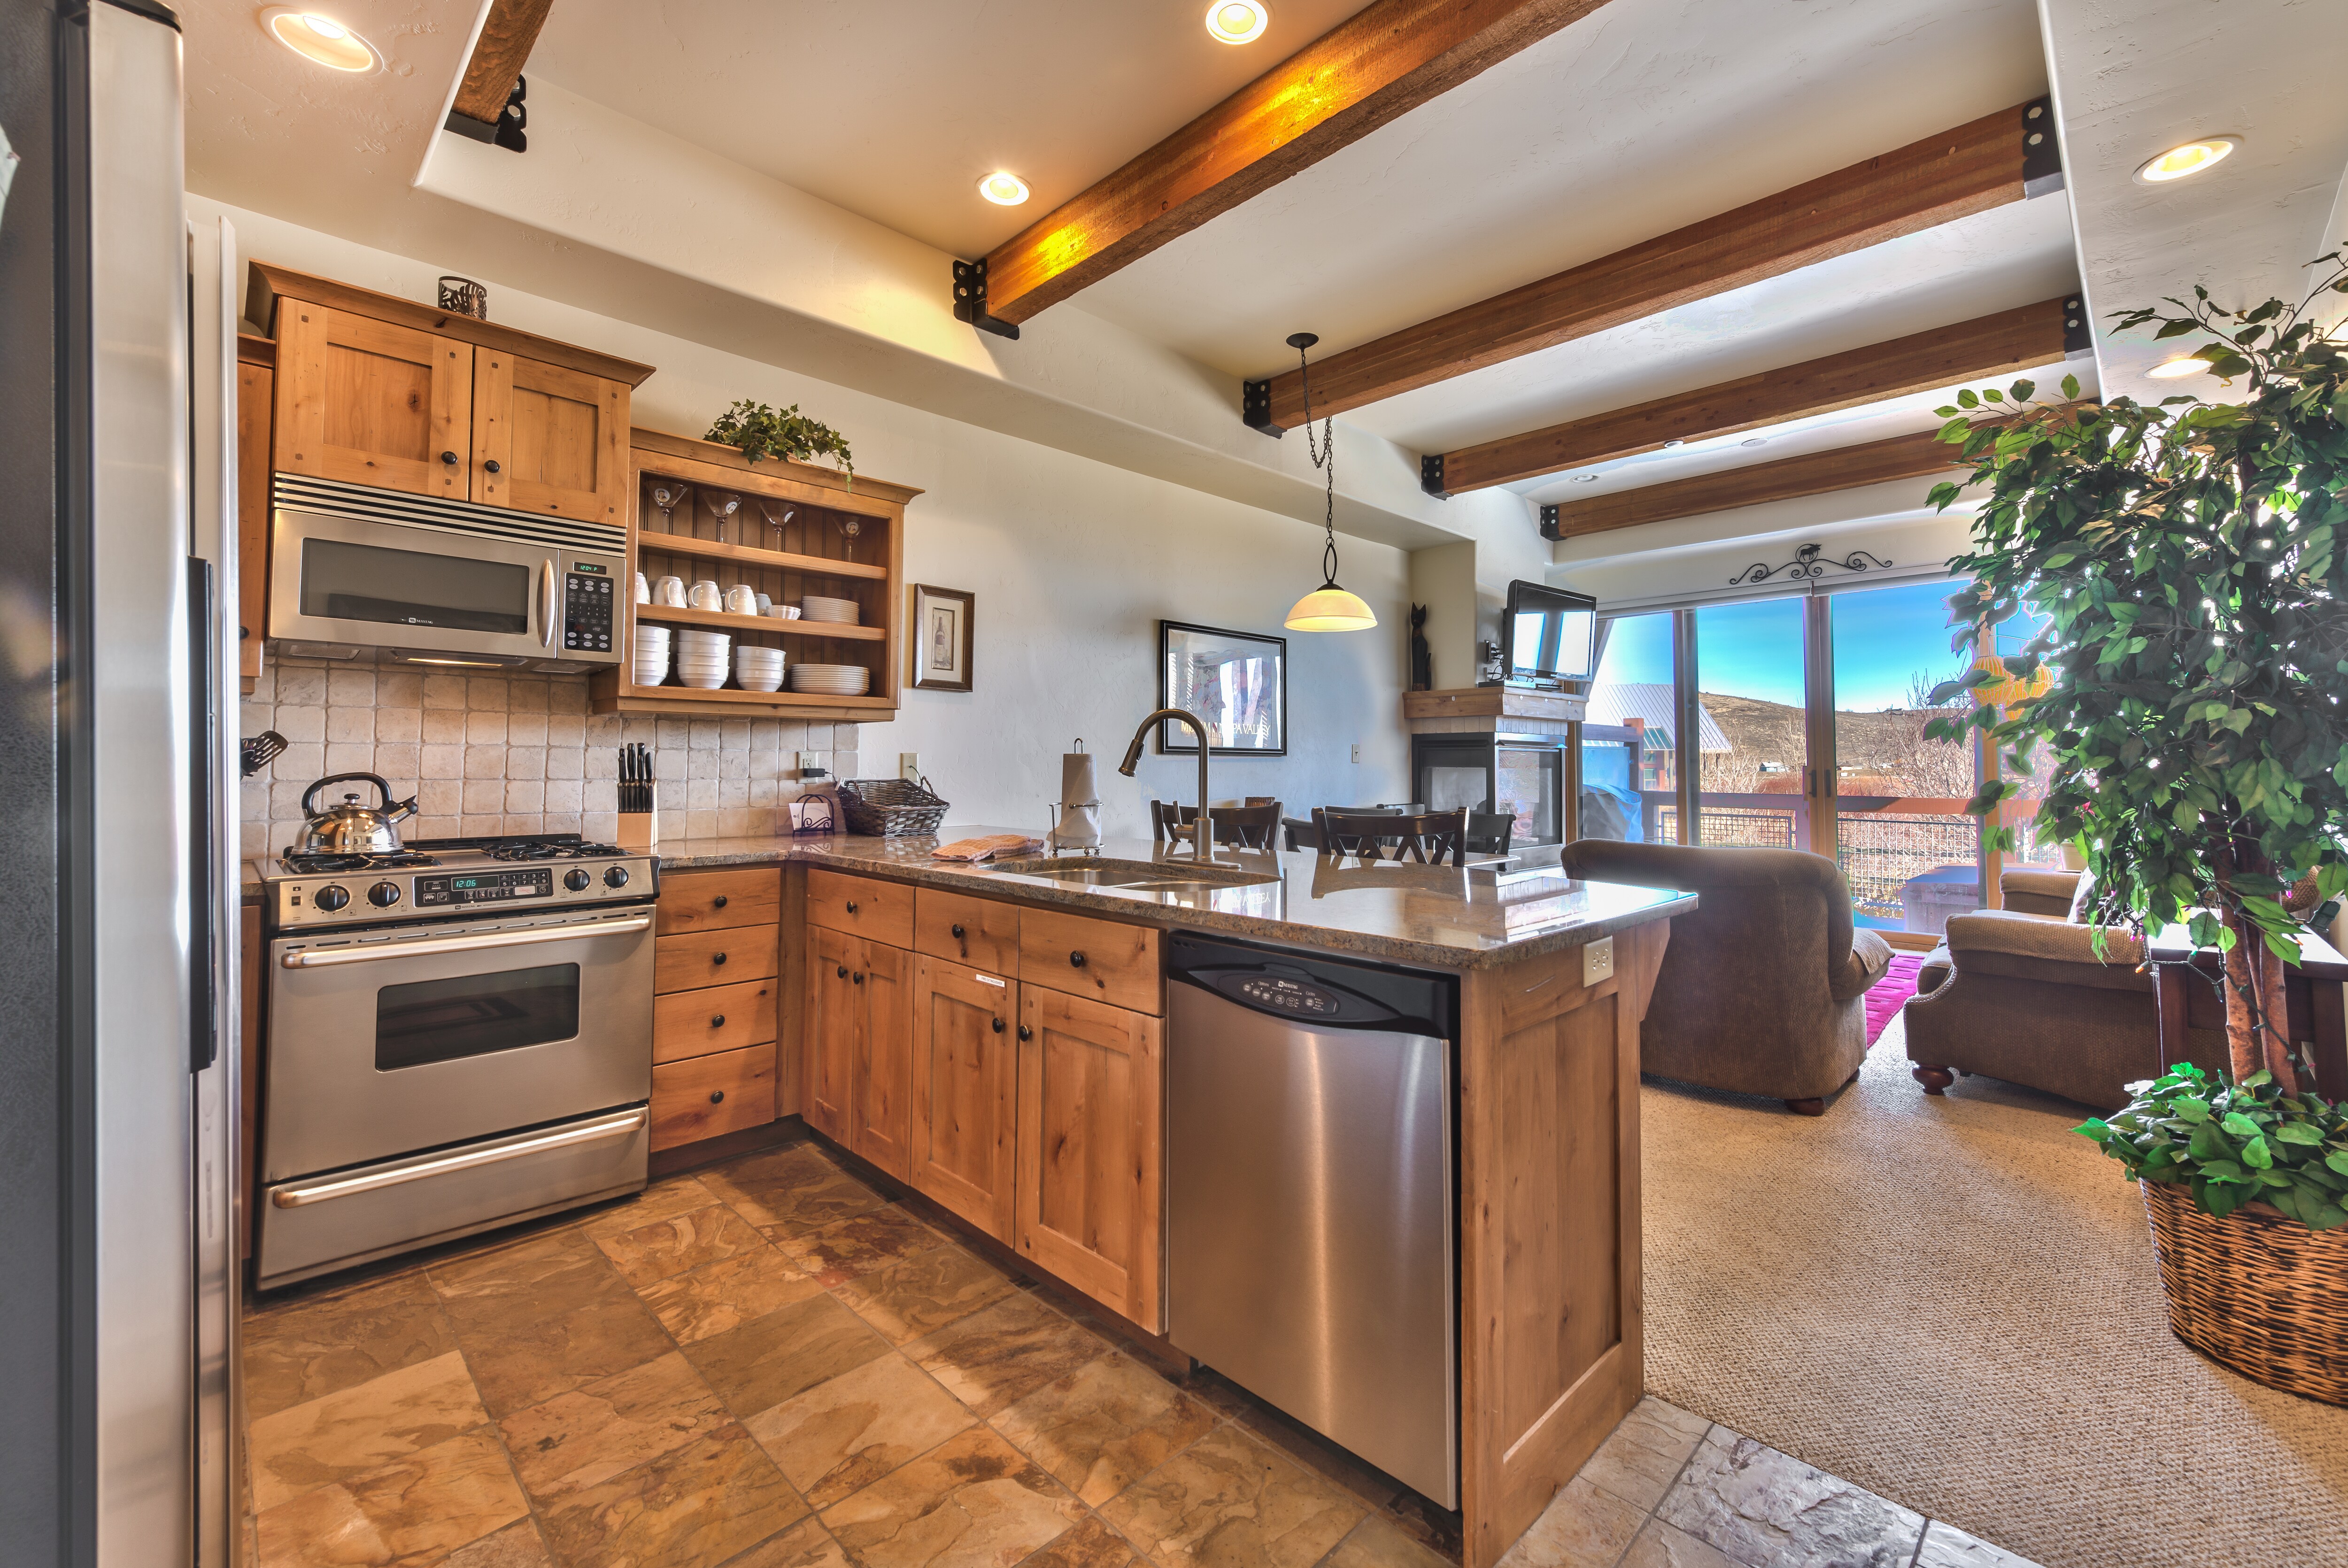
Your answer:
267;504;622;665
264;904;655;1180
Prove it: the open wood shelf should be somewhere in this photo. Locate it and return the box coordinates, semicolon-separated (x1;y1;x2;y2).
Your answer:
641;534;889;581
636;604;885;641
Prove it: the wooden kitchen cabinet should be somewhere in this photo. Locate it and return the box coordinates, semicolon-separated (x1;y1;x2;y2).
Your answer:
1019;905;1162;1015
801;926;915;1180
653;976;777;1065
915;887;1020;976
908;955;1019;1243
807;868;915;950
655;867;782;935
651;1043;775;1150
272;303;474;500
471;350;630;522
1016;984;1164;1331
648;869;781;1152
655;925;778;991
803;925;857;1142
235;337;274;687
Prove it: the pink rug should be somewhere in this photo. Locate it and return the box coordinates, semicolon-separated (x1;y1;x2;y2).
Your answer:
1864;952;1926;1045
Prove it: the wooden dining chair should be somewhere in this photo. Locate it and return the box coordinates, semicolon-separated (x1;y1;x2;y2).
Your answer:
1282;816;1321;851
1316;806;1471;865
1153;799;1283;850
1465;811;1515;857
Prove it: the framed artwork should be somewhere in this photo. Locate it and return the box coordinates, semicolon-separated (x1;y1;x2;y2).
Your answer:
1158;620;1287;756
909;584;973;692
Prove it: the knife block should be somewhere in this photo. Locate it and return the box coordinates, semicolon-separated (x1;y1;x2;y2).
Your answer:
615;806;655;851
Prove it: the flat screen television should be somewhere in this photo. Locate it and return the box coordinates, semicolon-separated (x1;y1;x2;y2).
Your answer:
1502;580;1597;683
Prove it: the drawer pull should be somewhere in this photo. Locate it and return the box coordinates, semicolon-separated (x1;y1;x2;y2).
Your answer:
712;951;728;966
836;964;848;979
1068;950;1088;969
852;971;865;985
951;922;965;939
713;894;729;909
711;1014;726;1027
1018;1024;1033;1041
991;1016;1005;1033
844;899;860;913
709;1089;725;1105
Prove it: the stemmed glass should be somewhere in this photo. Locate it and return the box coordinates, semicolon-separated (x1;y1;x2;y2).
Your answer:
835;514;863;563
704;490;742;545
758;498;796;549
649;481;690;536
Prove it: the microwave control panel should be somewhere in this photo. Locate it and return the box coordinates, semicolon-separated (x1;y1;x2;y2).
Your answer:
563;566;614;653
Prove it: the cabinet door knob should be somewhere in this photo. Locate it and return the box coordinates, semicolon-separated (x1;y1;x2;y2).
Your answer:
709;1089;725;1105
712;951;727;965
853;971;865;985
440;450;458;466
713;894;728;909
836;964;848;979
844;900;859;913
1068;950;1088;969
711;1014;725;1027
1018;1024;1033;1041
991;1016;1004;1033
482;458;502;474
950;923;965;939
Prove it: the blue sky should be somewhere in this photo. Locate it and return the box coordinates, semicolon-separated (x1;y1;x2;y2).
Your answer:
1596;580;1975;711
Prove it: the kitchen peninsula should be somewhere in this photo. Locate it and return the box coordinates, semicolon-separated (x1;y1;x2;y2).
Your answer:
656;828;1688;1568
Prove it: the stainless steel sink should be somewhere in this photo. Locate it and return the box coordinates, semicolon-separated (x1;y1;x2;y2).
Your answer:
988;857;1282;890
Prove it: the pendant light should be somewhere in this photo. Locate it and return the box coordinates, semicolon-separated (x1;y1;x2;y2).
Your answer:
1282;332;1378;632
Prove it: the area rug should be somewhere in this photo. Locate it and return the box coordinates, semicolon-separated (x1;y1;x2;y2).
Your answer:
1641;1013;2348;1568
1863;952;1925;1045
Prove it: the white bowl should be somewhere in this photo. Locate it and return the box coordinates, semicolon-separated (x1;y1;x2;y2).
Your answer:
735;652;785;670
677;667;729;690
675;660;731;676
736;671;784;693
675;628;728;646
633;625;671;639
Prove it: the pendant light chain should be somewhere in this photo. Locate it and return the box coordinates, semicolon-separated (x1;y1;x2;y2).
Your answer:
1280;333;1376;631
1298;340;1339;588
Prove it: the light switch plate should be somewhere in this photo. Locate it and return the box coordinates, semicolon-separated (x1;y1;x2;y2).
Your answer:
1351;743;1361;763
899;752;921;782
1583;936;1615;986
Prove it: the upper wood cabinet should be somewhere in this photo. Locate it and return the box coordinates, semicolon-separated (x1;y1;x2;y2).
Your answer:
246;262;654;518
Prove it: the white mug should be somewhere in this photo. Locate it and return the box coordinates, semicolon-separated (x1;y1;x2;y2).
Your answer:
655;575;686;607
634;572;650;604
755;593;772;615
689;579;722;611
724;584;758;615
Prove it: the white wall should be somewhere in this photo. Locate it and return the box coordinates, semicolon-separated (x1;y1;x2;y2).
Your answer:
198;195;1410;839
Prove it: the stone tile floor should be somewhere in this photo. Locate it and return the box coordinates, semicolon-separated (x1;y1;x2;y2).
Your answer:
241;1135;2045;1568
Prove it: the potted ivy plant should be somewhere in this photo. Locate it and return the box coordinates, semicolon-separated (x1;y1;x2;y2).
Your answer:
1926;255;2348;1404
705;399;854;489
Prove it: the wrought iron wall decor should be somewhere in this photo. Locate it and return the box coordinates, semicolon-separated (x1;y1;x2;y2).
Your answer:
1728;542;1894;587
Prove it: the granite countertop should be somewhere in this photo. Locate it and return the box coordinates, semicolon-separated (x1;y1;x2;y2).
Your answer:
656;825;1694;971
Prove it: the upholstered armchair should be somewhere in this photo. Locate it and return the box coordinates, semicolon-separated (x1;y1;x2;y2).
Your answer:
1559;841;1894;1115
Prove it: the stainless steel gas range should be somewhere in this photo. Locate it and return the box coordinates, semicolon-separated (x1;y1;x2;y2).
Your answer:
253;834;660;1290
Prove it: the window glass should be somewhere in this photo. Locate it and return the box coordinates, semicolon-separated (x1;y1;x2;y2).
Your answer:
1579;613;1674;843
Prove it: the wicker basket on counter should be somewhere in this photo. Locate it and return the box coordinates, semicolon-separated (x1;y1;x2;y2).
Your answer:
2141;1177;2348;1406
836;776;950;837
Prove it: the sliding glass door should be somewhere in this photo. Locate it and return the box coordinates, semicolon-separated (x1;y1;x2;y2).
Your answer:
1691;597;1810;850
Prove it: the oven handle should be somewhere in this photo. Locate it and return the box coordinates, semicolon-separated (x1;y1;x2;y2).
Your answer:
279;912;654;968
270;1107;648;1208
540;558;558;649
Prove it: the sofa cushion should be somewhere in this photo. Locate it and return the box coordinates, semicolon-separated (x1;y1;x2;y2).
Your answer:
1918;942;1953;995
1946;908;2149;992
1999;866;2081;920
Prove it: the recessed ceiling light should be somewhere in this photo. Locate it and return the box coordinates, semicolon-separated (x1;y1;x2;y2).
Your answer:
2134;135;2240;185
2147;356;2209;378
977;171;1030;206
1568;474;1599;484
261;8;382;72
1740;437;1768;447
1205;0;1268;45
1662;438;1685;449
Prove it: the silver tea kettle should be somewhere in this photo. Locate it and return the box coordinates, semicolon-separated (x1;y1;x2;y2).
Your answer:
297;772;418;857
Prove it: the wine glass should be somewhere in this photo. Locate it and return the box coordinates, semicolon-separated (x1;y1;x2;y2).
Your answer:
835;514;863;563
758;498;796;549
649;481;689;535
704;490;741;544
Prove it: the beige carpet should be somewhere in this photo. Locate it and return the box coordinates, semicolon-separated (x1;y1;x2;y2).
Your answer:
1642;1010;2348;1568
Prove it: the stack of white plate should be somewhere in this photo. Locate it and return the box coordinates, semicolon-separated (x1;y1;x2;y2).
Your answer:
734;644;786;693
801;594;861;625
632;625;671;687
789;663;870;695
675;628;731;690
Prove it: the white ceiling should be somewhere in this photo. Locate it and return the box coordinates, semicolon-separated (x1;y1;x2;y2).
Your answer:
527;0;1375;261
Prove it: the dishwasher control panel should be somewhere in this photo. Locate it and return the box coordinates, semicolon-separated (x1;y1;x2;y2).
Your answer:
1230;975;1343;1017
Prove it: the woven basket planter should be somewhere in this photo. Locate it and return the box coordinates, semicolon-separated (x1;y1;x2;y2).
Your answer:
2141;1178;2348;1406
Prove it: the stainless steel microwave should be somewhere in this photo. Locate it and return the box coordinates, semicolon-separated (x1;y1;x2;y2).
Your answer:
266;473;625;671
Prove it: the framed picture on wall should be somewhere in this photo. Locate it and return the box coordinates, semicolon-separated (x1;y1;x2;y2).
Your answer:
909;584;974;692
1158;620;1287;756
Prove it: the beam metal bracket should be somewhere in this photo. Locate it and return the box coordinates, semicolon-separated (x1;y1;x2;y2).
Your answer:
445;74;528;152
1242;378;1281;437
1420;453;1450;499
951;258;1021;340
2062;295;2091;356
1538;503;1562;541
2021;97;2062;199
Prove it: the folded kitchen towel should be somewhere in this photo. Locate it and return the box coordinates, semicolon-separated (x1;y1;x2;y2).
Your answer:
931;834;1043;863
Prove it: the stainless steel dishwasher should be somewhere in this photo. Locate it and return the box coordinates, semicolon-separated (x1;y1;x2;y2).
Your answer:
1166;932;1458;1508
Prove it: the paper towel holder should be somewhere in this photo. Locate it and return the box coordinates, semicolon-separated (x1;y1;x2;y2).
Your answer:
1049;739;1103;858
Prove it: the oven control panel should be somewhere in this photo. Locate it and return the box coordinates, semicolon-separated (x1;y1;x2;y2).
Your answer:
415;869;554;907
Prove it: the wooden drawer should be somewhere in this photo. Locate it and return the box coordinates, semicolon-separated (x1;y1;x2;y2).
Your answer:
915;888;1020;976
1019;906;1161;1015
656;867;780;936
654;975;778;1065
806;868;914;949
655;926;778;994
650;1044;775;1151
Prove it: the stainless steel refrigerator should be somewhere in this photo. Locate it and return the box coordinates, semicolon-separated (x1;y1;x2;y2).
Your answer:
0;0;240;1561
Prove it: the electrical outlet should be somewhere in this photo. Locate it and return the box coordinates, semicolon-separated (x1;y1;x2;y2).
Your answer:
899;752;921;782
796;750;824;778
1351;743;1361;764
1583;936;1615;986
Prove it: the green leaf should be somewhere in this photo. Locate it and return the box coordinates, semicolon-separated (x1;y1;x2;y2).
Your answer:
2244;1135;2275;1170
2011;378;2037;403
2062;372;2081;399
2326;1150;2348;1175
1957;388;1980;409
2172;1096;2211;1123
2277;1122;2325;1145
2222;1111;2264;1138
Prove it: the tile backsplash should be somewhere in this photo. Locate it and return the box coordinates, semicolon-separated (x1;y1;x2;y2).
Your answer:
240;659;860;859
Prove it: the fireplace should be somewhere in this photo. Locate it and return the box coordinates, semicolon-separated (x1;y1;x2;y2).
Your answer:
1411;733;1568;849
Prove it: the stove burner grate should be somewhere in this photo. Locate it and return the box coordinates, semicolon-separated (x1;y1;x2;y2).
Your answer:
281;850;440;873
479;840;626;863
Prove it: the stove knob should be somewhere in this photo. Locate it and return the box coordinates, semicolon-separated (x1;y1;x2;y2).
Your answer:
603;865;631;888
366;881;402;908
564;868;593;892
314;884;350;912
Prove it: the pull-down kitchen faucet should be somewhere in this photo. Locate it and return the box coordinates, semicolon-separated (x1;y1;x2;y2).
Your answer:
1119;709;1214;862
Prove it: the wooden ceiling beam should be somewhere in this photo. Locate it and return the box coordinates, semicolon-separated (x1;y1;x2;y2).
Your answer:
1253;97;2060;430
448;0;556;136
969;0;1614;331
1535;429;1963;541
1425;294;2085;495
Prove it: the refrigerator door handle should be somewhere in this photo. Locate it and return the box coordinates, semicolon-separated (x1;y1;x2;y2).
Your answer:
188;555;217;1073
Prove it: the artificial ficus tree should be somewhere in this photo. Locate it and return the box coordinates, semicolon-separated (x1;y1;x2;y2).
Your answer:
1926;256;2348;1095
